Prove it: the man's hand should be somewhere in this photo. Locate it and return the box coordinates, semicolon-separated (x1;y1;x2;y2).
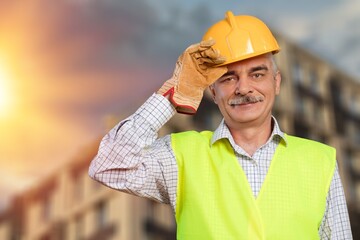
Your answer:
158;39;227;114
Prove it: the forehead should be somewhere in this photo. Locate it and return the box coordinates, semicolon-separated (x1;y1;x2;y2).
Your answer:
226;54;272;72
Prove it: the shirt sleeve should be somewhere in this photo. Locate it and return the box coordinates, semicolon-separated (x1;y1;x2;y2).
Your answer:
88;93;178;207
318;163;353;239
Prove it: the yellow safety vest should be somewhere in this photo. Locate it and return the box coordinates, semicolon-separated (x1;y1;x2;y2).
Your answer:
172;131;336;240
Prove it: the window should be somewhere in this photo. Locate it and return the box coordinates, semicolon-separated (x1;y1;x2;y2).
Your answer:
309;68;319;93
328;78;345;135
313;101;324;128
292;61;303;84
295;95;306;116
294;118;310;139
349;91;359;112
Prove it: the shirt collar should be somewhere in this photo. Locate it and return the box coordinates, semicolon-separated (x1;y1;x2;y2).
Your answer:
211;116;287;147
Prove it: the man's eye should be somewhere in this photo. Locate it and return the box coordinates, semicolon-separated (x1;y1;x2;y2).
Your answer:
252;73;264;78
221;76;236;82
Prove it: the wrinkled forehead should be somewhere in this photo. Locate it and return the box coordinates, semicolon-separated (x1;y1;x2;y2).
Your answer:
225;53;273;71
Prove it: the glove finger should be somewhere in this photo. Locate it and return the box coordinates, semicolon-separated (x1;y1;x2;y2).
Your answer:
199;38;215;48
193;52;203;59
201;48;221;59
199;55;226;65
194;48;223;61
196;39;216;53
186;43;201;54
193;50;219;60
198;57;226;71
211;55;227;64
187;39;213;54
187;39;217;56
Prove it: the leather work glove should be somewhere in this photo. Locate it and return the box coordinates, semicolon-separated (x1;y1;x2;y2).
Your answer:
158;39;227;114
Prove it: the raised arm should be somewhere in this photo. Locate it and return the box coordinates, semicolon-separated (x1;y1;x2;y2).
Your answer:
89;94;177;204
89;39;226;207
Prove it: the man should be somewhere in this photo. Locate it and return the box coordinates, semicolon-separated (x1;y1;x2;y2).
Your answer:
89;11;352;239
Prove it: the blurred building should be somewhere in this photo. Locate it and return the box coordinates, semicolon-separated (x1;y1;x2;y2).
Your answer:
0;34;360;239
0;139;176;240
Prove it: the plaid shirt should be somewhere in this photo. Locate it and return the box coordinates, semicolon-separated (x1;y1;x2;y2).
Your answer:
89;93;352;239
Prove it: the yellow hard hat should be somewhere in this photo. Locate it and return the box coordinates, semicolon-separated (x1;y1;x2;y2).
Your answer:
202;11;280;66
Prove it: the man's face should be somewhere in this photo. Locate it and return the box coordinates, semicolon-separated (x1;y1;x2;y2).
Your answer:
210;54;281;129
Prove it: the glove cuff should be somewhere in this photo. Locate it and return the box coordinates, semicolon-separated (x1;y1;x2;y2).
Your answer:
158;79;202;115
171;91;200;115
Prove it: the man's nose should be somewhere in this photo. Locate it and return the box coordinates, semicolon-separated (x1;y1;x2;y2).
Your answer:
235;78;253;95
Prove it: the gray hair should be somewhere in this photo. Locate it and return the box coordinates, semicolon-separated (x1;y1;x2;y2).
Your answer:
266;53;279;73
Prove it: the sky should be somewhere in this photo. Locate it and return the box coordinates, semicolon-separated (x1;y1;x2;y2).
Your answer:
0;0;359;210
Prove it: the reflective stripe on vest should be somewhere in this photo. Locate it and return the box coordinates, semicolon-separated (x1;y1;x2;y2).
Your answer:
172;131;336;240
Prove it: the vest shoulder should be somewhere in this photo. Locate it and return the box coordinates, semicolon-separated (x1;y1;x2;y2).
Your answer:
286;134;333;148
285;135;336;157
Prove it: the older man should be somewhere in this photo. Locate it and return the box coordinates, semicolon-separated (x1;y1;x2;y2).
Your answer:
89;11;352;239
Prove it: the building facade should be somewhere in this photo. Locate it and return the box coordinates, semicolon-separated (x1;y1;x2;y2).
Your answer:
0;34;360;239
3;140;176;240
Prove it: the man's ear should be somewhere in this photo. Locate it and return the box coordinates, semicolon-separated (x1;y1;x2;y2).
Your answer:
274;71;281;95
209;84;217;104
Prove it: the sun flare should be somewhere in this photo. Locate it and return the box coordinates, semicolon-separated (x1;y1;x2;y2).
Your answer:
0;63;14;116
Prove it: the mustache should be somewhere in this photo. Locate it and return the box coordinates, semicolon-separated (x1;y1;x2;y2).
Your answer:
228;95;264;105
